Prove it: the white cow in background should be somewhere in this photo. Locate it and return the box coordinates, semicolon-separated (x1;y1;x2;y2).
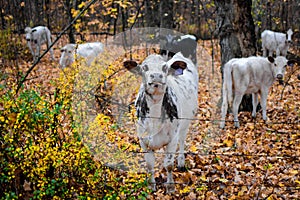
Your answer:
124;52;198;193
261;29;293;57
25;26;54;61
220;56;294;129
59;42;104;68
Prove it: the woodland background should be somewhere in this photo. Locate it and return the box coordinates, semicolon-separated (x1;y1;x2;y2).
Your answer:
0;0;299;199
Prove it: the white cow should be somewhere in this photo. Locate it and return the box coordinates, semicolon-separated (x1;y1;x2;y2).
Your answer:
220;56;294;129
124;52;198;192
261;29;293;57
25;26;54;61
59;42;104;69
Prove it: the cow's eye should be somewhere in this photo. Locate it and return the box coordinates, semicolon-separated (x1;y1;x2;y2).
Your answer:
68;51;72;53
61;49;64;52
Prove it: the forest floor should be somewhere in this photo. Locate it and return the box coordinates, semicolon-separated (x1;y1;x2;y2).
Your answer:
16;37;300;199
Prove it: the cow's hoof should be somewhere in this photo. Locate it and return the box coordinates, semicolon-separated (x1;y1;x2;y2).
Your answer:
220;122;225;129
234;121;240;128
165;183;175;193
148;182;156;191
177;166;187;172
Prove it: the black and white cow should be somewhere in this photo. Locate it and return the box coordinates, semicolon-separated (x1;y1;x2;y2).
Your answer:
160;34;197;64
124;52;198;193
25;26;54;61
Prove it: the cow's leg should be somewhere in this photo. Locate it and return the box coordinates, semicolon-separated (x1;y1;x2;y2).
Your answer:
276;48;281;57
220;84;228;129
262;47;267;57
144;151;156;191
177;123;189;171
164;137;178;193
220;95;228;129
260;90;269;121
35;43;41;61
47;37;54;60
252;93;259;118
233;94;243;128
27;42;34;58
138;125;156;191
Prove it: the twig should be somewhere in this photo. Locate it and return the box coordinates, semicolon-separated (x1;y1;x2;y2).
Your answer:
280;65;300;100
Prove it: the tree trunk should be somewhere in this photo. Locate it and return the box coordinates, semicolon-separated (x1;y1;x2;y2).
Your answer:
144;0;160;27
159;0;174;29
65;0;76;43
215;0;257;112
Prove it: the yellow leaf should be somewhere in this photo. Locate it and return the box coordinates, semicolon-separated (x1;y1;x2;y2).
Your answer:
219;178;228;183
289;169;298;175
190;145;197;153
78;2;85;9
223;139;234;147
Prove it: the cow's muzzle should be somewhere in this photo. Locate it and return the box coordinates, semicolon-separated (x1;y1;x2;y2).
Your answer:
148;82;164;88
276;74;284;84
276;74;283;80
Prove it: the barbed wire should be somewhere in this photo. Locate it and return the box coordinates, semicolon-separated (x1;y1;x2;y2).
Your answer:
99;150;300;160
106;111;300;125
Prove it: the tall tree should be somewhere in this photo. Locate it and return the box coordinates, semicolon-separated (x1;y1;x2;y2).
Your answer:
215;0;257;111
64;0;77;43
159;0;174;29
144;0;160;27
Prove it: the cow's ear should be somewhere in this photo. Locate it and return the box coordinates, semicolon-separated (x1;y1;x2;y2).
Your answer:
141;64;149;72
267;56;275;63
124;60;141;75
169;61;187;76
287;60;295;67
124;60;138;70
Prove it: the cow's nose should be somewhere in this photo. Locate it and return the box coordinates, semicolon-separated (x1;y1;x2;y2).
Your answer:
277;74;283;79
288;40;293;44
150;73;163;79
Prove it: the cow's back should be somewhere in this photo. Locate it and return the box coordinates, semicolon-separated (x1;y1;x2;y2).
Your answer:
77;42;103;58
262;30;286;50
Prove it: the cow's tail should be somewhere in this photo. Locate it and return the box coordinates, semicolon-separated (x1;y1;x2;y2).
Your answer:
223;60;234;108
220;60;234;128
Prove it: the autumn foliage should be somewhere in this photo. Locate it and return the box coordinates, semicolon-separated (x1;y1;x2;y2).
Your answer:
1;15;300;200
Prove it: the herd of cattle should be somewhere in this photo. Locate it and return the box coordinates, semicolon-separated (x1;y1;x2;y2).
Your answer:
24;25;296;192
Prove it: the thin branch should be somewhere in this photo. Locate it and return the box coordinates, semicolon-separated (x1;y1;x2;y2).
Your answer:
280;66;300;100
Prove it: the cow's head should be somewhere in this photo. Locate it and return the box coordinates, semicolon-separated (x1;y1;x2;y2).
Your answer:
124;54;187;96
286;29;293;45
59;44;76;68
268;56;294;84
24;27;37;42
